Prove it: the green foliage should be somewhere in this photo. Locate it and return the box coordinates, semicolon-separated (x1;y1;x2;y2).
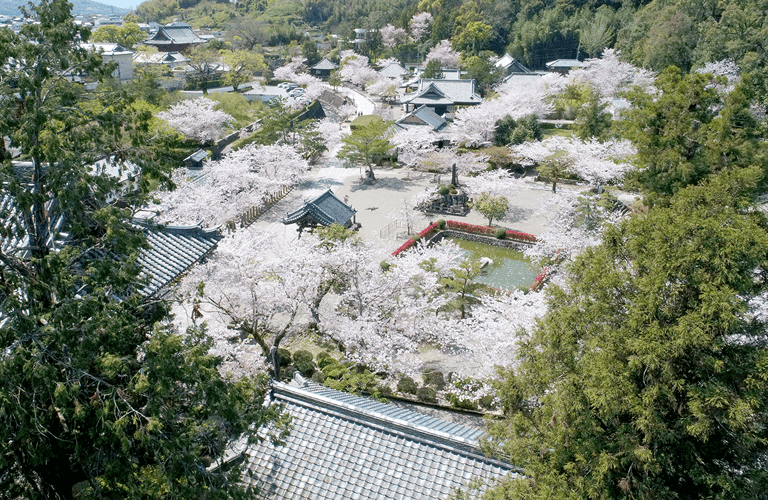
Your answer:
417;386;438;403
316;223;362;246
276;348;292;367
208;92;264;128
337;116;394;180
438;259;487;319
438;219;446;229
422;369;446;390
621;67;764;204
410;234;421;242
536;150;572;194
423;58;443;79
302;39;320;66
493;114;542;146
574;86;612;140
223;49;267;90
461;52;502;96
380;260;391;271
486;168;768;499
397;376;419;395
90;22;145;47
494;227;506;239
470;192;509;227
438;185;450;195
293;349;314;364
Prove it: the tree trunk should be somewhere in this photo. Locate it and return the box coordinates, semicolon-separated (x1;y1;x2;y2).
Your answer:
552;179;557;193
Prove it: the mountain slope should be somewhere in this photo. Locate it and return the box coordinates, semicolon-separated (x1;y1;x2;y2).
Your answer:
0;0;129;17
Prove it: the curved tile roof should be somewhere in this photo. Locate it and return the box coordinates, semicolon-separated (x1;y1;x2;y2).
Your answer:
240;378;518;499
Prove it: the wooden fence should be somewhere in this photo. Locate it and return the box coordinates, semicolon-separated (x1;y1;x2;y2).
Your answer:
225;185;294;233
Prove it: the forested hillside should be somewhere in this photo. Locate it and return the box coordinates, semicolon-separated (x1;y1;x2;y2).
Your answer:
0;0;129;16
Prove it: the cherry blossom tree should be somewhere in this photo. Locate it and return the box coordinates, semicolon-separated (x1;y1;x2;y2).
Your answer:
388;198;420;234
315;118;346;154
410;12;433;42
338;50;380;87
418;148;489;177
380;24;407;49
567;49;655;100
177;230;345;377
425;40;460;68
273;56;307;81
451;76;554;147
513;136;635;190
695;58;740;94
390;126;439;169
151;143;309;226
157;97;235;145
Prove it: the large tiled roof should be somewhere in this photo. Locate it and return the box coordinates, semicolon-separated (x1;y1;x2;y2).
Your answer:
136;224;222;297
402;79;482;106
310;57;338;71
144;23;205;46
240;378;518;499
282;189;356;227
379;62;408;79
395;105;448;132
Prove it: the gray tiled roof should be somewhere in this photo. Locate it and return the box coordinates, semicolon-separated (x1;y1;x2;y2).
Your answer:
137;224;221;297
311;57;338;71
402;80;482;106
145;24;205;46
282;189;356;227
241;379;518;499
545;59;583;69
379;62;408;79
407;105;447;131
495;54;532;74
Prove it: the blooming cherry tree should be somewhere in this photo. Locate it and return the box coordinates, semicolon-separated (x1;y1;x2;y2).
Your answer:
273;56;307;81
157;97;235;144
567;49;655;100
451;76;553;147
338;50;380;87
390;126;439;168
425;40;460;68
410;12;433;41
513;136;635;189
380;24;408;48
151;143;309;226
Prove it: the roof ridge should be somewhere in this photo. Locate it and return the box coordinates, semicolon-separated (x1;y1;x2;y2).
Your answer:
272;380;513;471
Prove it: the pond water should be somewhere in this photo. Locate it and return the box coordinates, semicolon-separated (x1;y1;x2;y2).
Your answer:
448;237;539;290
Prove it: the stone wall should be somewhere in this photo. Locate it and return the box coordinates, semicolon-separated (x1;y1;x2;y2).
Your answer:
427;230;533;252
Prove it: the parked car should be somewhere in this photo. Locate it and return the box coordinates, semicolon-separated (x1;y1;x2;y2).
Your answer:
277;82;290;89
285;83;299;90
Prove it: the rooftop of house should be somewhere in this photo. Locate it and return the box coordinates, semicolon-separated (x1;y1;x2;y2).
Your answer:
379;62;408;79
282;189;356;227
310;57;338;71
401;79;482;106
545;59;584;69
395;104;448;132
143;23;206;47
238;376;518;499
136;223;222;298
495;53;532;74
81;43;134;56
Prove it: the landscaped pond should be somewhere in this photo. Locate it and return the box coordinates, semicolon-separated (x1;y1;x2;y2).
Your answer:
448;237;540;290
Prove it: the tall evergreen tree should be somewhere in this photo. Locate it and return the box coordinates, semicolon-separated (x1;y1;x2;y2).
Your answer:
0;1;288;497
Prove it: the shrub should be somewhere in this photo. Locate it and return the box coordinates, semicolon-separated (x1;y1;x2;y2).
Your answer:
480;394;497;410
422;369;446;390
447;184;455;190
447;393;479;411
380;260;390;271
417;387;437;403
438;186;450;195
323;362;346;379
438;219;446;229
295;359;316;377
293;350;314;364
317;352;335;368
397;376;418;395
410;234;421;243
449;188;457;194
494;227;507;239
311;371;326;383
277;348;292;367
